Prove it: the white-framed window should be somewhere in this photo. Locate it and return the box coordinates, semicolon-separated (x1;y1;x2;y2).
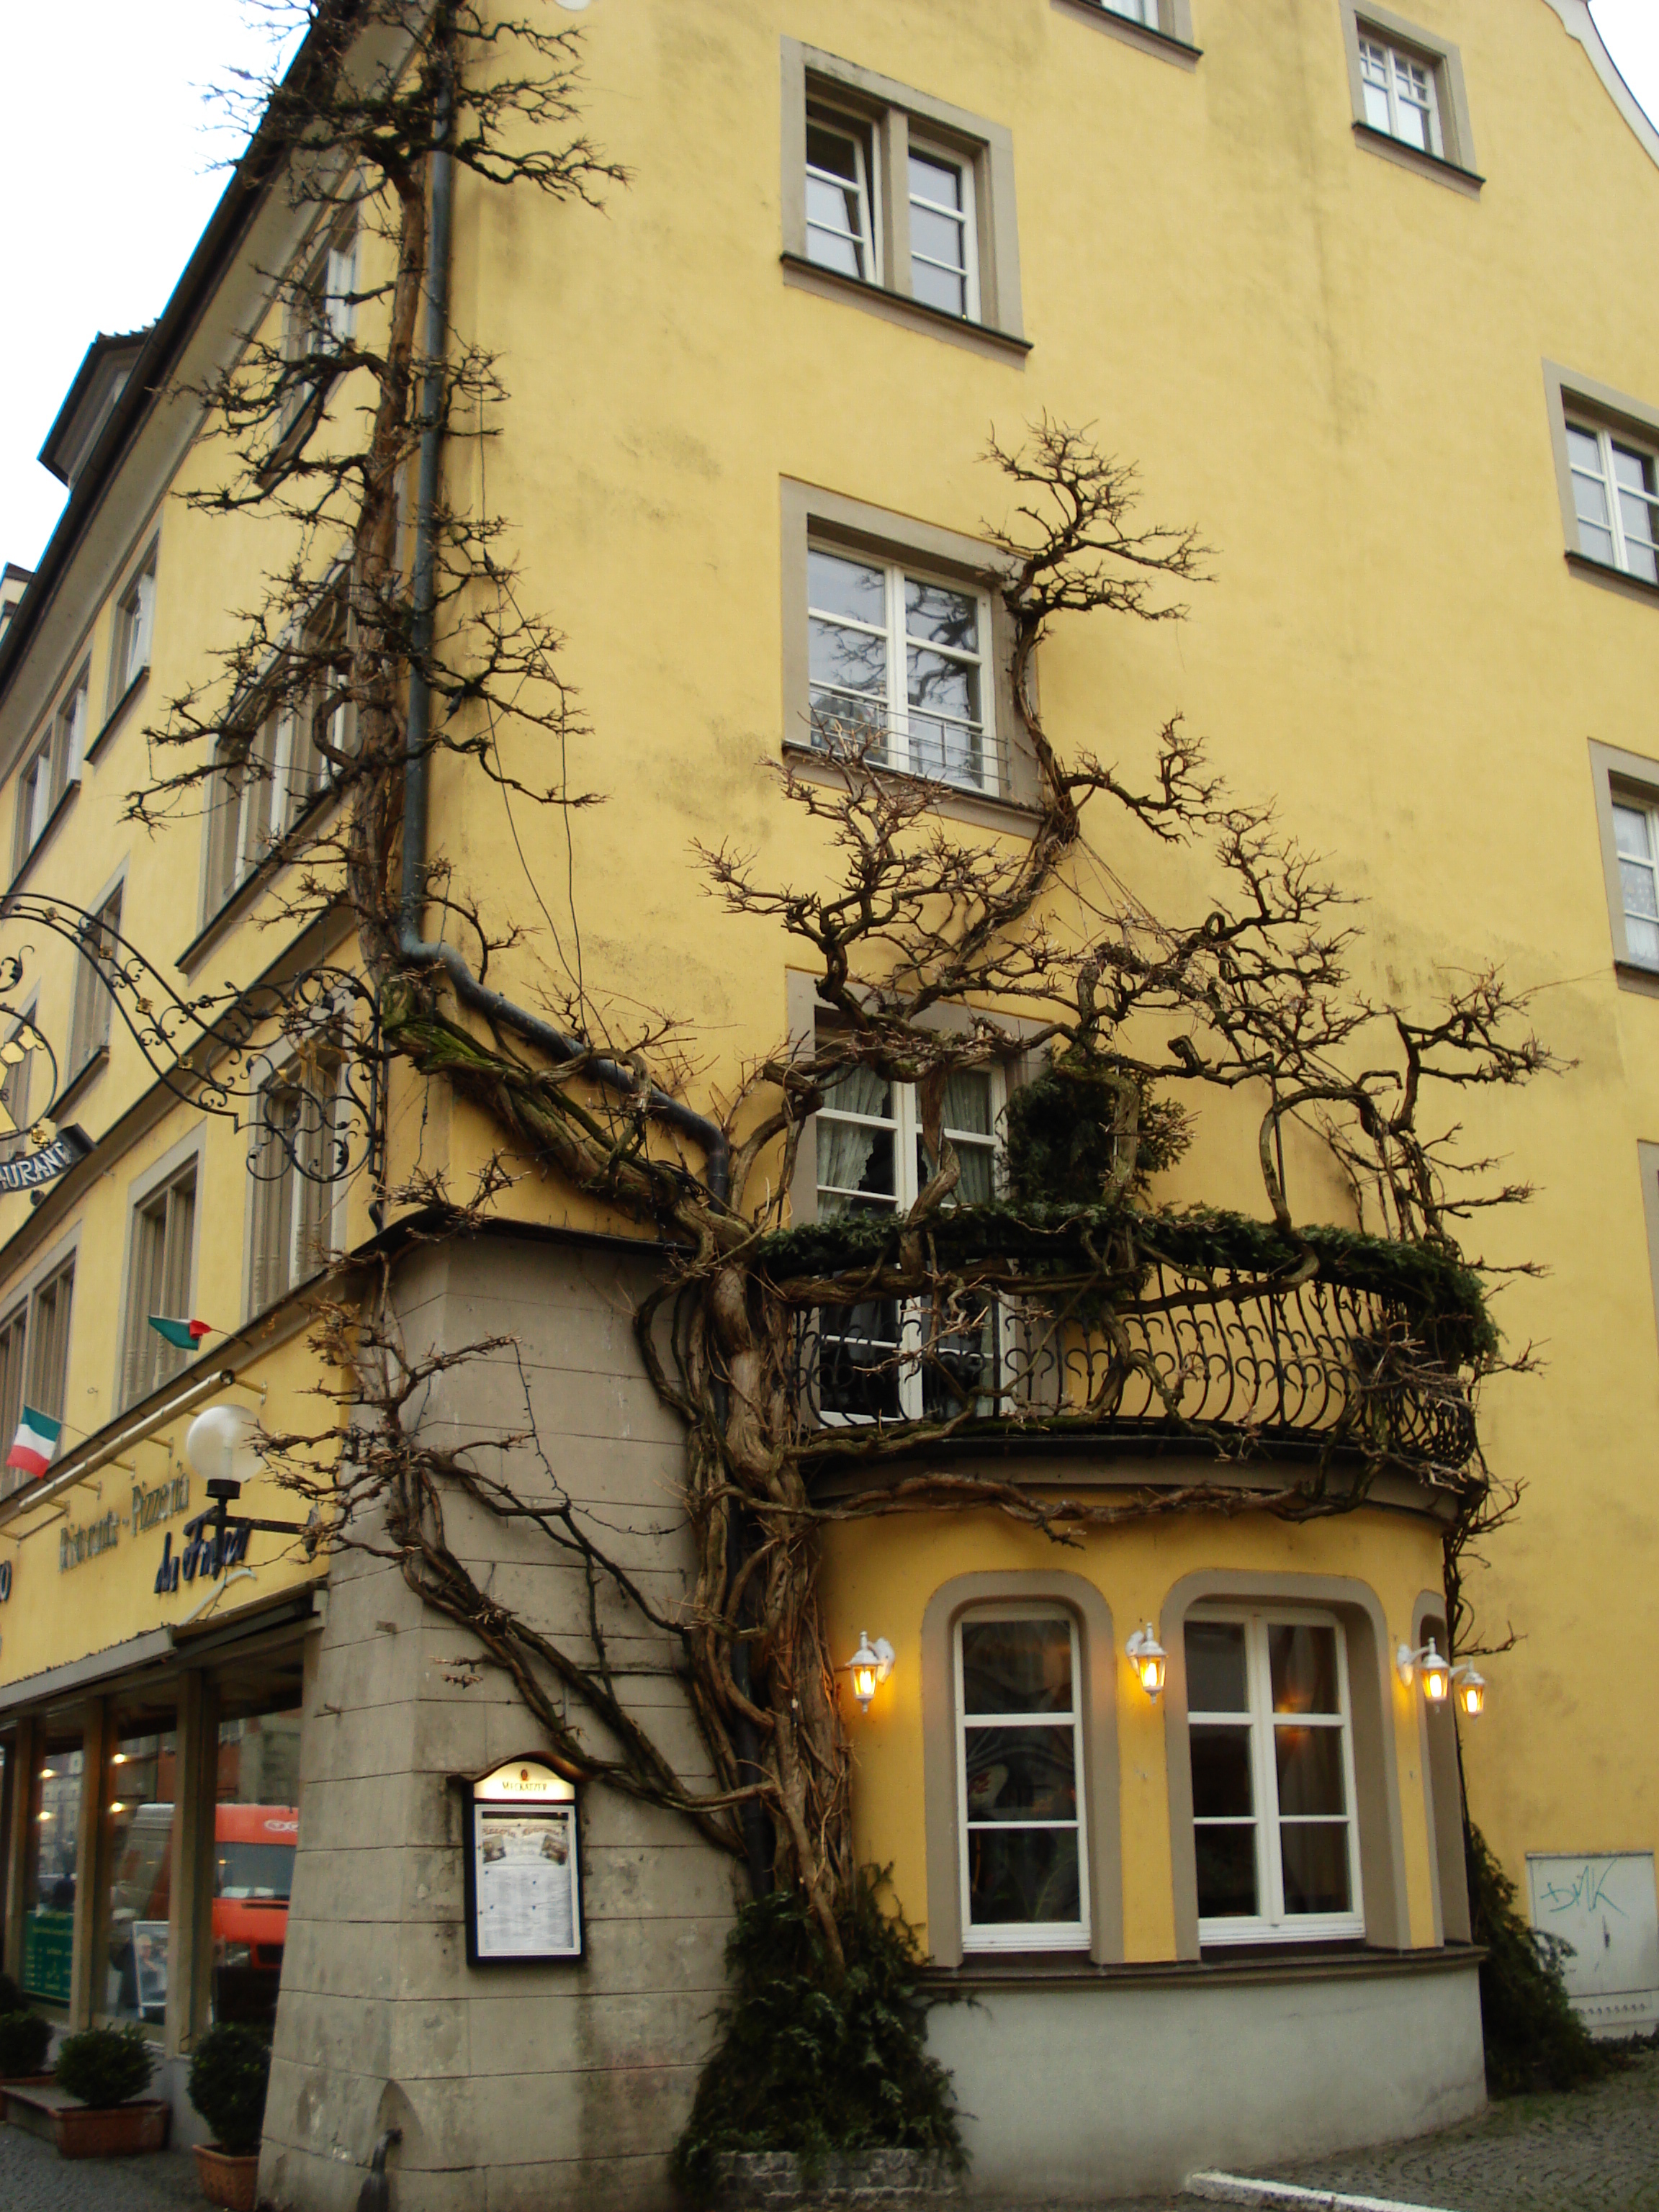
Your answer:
0;1259;73;1501
1186;1609;1364;1946
785;50;1022;339
67;886;122;1078
1359;35;1444;156
806;107;878;282
1614;798;1659;967
814;1062;1001;1421
282;211;359;436
122;1166;197;1408
248;1043;344;1313
12;667;87;871
956;1607;1089;1951
1100;0;1161;24
1568;423;1659;584
808;544;996;793
907;146;979;321
111;547;158;706
204;584;354;917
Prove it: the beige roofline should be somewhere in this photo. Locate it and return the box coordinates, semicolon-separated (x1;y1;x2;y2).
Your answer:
1541;0;1659;166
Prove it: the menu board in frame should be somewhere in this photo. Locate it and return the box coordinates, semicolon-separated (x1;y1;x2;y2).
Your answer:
463;1756;583;1965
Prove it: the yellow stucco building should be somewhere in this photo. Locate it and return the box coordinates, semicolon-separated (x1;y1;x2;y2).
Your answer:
0;1;1655;2204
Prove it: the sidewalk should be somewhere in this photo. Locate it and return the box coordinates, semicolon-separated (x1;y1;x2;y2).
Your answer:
1;2053;1654;2211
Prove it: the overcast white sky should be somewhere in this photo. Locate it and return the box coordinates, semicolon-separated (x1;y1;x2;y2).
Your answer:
1;1;1657;576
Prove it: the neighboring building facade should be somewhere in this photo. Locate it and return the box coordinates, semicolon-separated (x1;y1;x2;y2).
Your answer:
0;2;1655;2205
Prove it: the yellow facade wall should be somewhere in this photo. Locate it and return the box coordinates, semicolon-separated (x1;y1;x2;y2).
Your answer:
820;1503;1447;1961
0;0;1655;1918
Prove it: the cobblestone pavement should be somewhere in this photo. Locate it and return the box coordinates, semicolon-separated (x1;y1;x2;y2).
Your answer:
0;2128;201;2211
1;2056;1654;2210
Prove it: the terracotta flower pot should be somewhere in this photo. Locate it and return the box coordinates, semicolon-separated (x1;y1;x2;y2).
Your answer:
195;2141;261;2210
52;2098;171;2159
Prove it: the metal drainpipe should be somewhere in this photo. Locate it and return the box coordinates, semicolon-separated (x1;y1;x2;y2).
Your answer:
392;51;729;1205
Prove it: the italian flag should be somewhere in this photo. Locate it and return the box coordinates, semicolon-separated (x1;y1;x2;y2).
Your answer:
148;1316;213;1349
6;1405;61;1479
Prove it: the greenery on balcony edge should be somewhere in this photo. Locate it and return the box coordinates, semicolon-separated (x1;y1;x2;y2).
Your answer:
755;1200;1498;1363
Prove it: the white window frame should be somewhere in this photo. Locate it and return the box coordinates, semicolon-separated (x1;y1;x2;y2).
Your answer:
906;141;980;323
805;104;881;285
120;1159;199;1411
955;1605;1090;1954
1187;1607;1364;1947
110;545;158;709
1100;0;1161;26
245;1036;348;1318
1358;33;1444;157
812;1061;1004;1426
12;665;88;872
282;210;360;436
0;1237;77;1503
1567;420;1659;583
807;544;999;795
1612;794;1659;970
67;884;123;1079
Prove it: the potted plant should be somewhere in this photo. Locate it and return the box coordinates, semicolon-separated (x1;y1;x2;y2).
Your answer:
188;2023;271;2210
51;2022;168;2158
0;2005;54;2098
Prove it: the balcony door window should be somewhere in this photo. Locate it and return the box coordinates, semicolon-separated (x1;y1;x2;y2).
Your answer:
814;1063;999;1421
1187;1610;1363;1945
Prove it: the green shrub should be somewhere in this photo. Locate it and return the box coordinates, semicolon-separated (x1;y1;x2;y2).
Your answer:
54;2022;154;2109
670;1869;966;2208
188;2023;271;2157
1467;1822;1609;2095
0;2009;51;2079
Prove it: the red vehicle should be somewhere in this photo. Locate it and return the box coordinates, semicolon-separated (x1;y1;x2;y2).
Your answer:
109;1802;298;2023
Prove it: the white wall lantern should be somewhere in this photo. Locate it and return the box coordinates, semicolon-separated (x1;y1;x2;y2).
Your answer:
1396;1637;1452;1706
184;1402;264;1488
845;1632;895;1710
1126;1623;1167;1700
1452;1664;1486;1717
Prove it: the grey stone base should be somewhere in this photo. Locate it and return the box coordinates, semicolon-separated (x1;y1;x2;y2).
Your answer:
716;2149;963;2208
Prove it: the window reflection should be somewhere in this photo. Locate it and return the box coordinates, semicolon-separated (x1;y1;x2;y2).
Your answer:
211;1710;302;2029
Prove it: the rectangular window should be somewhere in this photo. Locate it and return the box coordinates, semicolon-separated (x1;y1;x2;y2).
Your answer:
907;147;978;320
1614;799;1659;966
111;547;158;706
814;1064;999;1421
0;1258;74;1501
806;109;878;282
957;1610;1088;1950
105;1720;178;2025
1568;423;1659;584
1359;35;1442;156
282;212;359;436
809;546;996;792
68;886;122;1077
784;45;1023;341
122;1167;197;1407
1101;0;1161;24
248;1047;342;1313
1340;7;1475;178
0;1305;27;1499
1187;1611;1363;1944
12;667;88;871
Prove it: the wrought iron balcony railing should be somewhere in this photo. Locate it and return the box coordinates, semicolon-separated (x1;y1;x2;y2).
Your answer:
791;1259;1479;1474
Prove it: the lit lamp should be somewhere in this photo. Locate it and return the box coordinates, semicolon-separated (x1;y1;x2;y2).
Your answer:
1126;1624;1167;1701
1395;1637;1452;1706
845;1632;895;1711
1452;1664;1487;1719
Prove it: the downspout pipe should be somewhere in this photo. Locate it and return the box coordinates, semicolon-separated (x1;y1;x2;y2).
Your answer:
394;54;729;1205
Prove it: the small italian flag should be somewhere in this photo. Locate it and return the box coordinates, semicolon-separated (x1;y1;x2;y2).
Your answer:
148;1316;214;1350
6;1405;62;1479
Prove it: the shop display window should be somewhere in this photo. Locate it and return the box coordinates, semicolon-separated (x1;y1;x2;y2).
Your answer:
24;1742;81;2004
211;1707;302;2029
104;1722;177;2024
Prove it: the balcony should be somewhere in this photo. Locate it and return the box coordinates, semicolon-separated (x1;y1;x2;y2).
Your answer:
768;1206;1486;1483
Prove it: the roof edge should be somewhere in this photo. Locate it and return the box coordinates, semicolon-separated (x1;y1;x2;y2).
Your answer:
1540;0;1659;166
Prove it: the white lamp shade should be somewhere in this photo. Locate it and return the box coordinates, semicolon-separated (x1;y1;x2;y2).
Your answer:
185;1403;264;1485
